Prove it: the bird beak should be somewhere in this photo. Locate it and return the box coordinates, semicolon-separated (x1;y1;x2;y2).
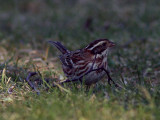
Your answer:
109;41;116;47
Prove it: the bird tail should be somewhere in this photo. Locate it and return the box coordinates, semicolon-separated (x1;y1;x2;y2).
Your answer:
48;41;69;54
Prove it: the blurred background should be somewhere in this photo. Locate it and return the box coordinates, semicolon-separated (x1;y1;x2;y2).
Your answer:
0;0;160;49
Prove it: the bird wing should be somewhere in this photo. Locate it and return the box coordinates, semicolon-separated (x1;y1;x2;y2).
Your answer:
70;50;93;77
60;50;93;79
71;50;86;65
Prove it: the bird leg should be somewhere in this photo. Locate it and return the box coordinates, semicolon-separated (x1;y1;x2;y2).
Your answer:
103;69;119;87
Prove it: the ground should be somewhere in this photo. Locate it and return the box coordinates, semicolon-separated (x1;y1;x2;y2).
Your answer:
0;0;160;120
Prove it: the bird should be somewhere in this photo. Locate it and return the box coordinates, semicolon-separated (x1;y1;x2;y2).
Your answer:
48;39;119;87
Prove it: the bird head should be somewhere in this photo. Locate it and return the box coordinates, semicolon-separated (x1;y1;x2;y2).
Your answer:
85;39;115;55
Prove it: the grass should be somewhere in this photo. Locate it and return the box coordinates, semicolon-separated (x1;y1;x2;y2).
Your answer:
0;0;160;120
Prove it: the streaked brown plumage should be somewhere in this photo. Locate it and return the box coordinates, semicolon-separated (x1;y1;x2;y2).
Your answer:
48;39;118;87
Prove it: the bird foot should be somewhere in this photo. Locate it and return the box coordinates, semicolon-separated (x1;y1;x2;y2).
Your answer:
108;78;119;88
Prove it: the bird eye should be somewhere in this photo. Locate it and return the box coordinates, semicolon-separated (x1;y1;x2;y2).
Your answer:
102;43;106;46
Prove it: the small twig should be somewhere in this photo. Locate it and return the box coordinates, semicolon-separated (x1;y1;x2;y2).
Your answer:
26;72;40;95
120;73;126;86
